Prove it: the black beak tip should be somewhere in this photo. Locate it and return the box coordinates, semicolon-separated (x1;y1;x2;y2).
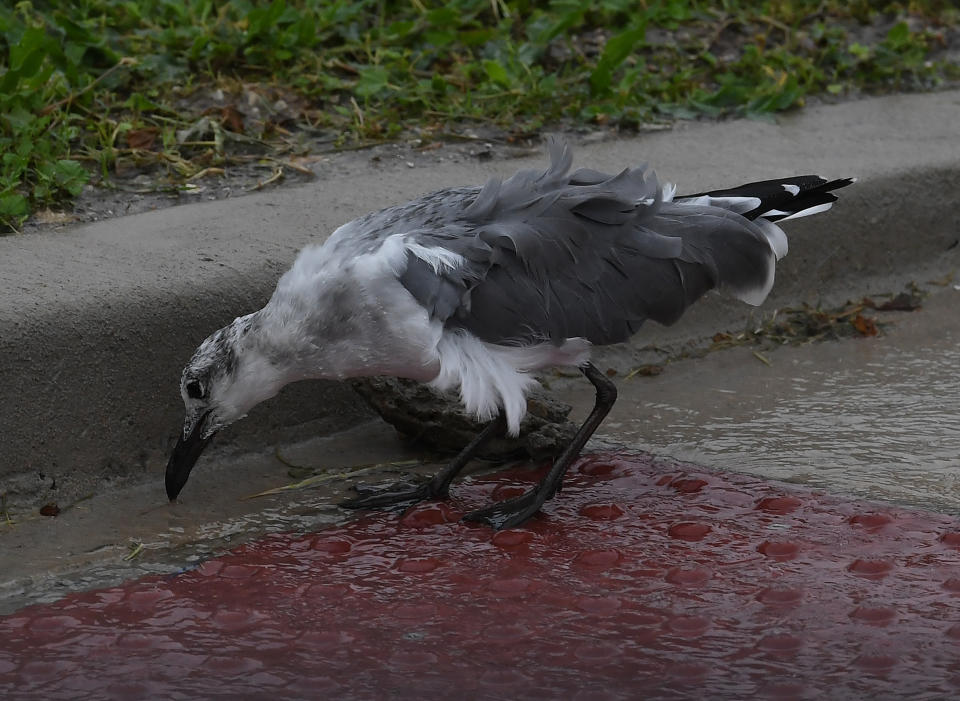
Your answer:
165;456;192;503
165;477;183;503
165;416;215;503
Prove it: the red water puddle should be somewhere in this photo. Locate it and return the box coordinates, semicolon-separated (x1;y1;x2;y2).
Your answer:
4;453;960;699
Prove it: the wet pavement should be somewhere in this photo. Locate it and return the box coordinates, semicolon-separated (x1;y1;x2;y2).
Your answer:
5;455;960;699
0;423;416;615
2;286;959;698
558;285;960;514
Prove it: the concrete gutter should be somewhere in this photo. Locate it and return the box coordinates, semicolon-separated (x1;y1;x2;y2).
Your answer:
2;90;959;513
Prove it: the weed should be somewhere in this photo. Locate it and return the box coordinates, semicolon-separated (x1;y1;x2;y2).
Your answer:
1;1;957;232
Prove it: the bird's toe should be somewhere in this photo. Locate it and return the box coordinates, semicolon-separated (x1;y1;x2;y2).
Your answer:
462;488;546;530
338;480;436;510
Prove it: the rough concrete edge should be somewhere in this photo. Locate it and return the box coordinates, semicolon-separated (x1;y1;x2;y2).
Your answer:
2;163;958;515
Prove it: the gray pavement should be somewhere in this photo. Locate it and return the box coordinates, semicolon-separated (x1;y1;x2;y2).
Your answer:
1;88;959;518
555;285;960;513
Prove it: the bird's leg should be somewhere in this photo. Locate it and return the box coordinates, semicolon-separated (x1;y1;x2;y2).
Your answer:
463;362;617;530
339;412;506;510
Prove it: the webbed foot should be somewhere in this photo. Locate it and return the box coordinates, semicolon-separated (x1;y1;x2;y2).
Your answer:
462;484;551;530
339;479;444;510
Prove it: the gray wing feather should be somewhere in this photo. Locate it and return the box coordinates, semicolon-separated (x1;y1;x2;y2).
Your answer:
398;255;465;322
397;137;775;346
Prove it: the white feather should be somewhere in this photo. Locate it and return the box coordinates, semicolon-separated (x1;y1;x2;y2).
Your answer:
216;345;285;424
778;201;833;221
705;195;762;214
754;218;789;260
679;194;761;214
405;241;465;272
430;331;591;435
263;234;442;386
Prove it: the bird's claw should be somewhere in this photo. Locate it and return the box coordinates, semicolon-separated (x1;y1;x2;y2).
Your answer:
462;486;549;530
338;479;442;511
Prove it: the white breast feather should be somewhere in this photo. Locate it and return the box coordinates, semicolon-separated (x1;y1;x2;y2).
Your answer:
430;331;591;435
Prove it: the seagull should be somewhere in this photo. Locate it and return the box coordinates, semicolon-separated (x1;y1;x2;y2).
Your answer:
166;138;853;529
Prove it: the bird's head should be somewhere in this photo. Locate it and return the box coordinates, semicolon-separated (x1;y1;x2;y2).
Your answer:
165;313;286;501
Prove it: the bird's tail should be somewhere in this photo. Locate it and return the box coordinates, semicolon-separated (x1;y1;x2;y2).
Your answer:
673;175;855;263
677;175;857;223
649;175;854;311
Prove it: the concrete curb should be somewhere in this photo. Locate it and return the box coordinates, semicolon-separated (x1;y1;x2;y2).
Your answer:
2;90;959;512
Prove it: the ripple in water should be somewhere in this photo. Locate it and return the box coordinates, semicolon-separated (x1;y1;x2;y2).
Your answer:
626;339;960;513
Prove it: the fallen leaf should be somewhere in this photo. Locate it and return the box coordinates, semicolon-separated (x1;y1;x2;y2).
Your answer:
220;104;245;133
872;292;923;312
39;502;60;517
126;127;159;150
851;314;878;336
625;364;664;379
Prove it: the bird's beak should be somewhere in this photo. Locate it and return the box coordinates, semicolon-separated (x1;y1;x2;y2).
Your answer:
165;412;216;502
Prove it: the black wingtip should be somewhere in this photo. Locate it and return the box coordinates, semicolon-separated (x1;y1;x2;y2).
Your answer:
681;173;856;221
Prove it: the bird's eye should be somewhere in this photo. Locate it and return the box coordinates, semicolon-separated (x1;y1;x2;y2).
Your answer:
185;380;204;400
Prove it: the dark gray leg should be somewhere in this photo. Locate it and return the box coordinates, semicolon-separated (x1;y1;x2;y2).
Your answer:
339;412;506;510
462;363;617;530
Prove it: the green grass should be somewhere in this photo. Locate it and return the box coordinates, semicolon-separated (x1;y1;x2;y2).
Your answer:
1;0;958;232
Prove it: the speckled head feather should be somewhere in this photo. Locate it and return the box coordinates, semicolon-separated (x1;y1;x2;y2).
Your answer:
177;312;286;440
